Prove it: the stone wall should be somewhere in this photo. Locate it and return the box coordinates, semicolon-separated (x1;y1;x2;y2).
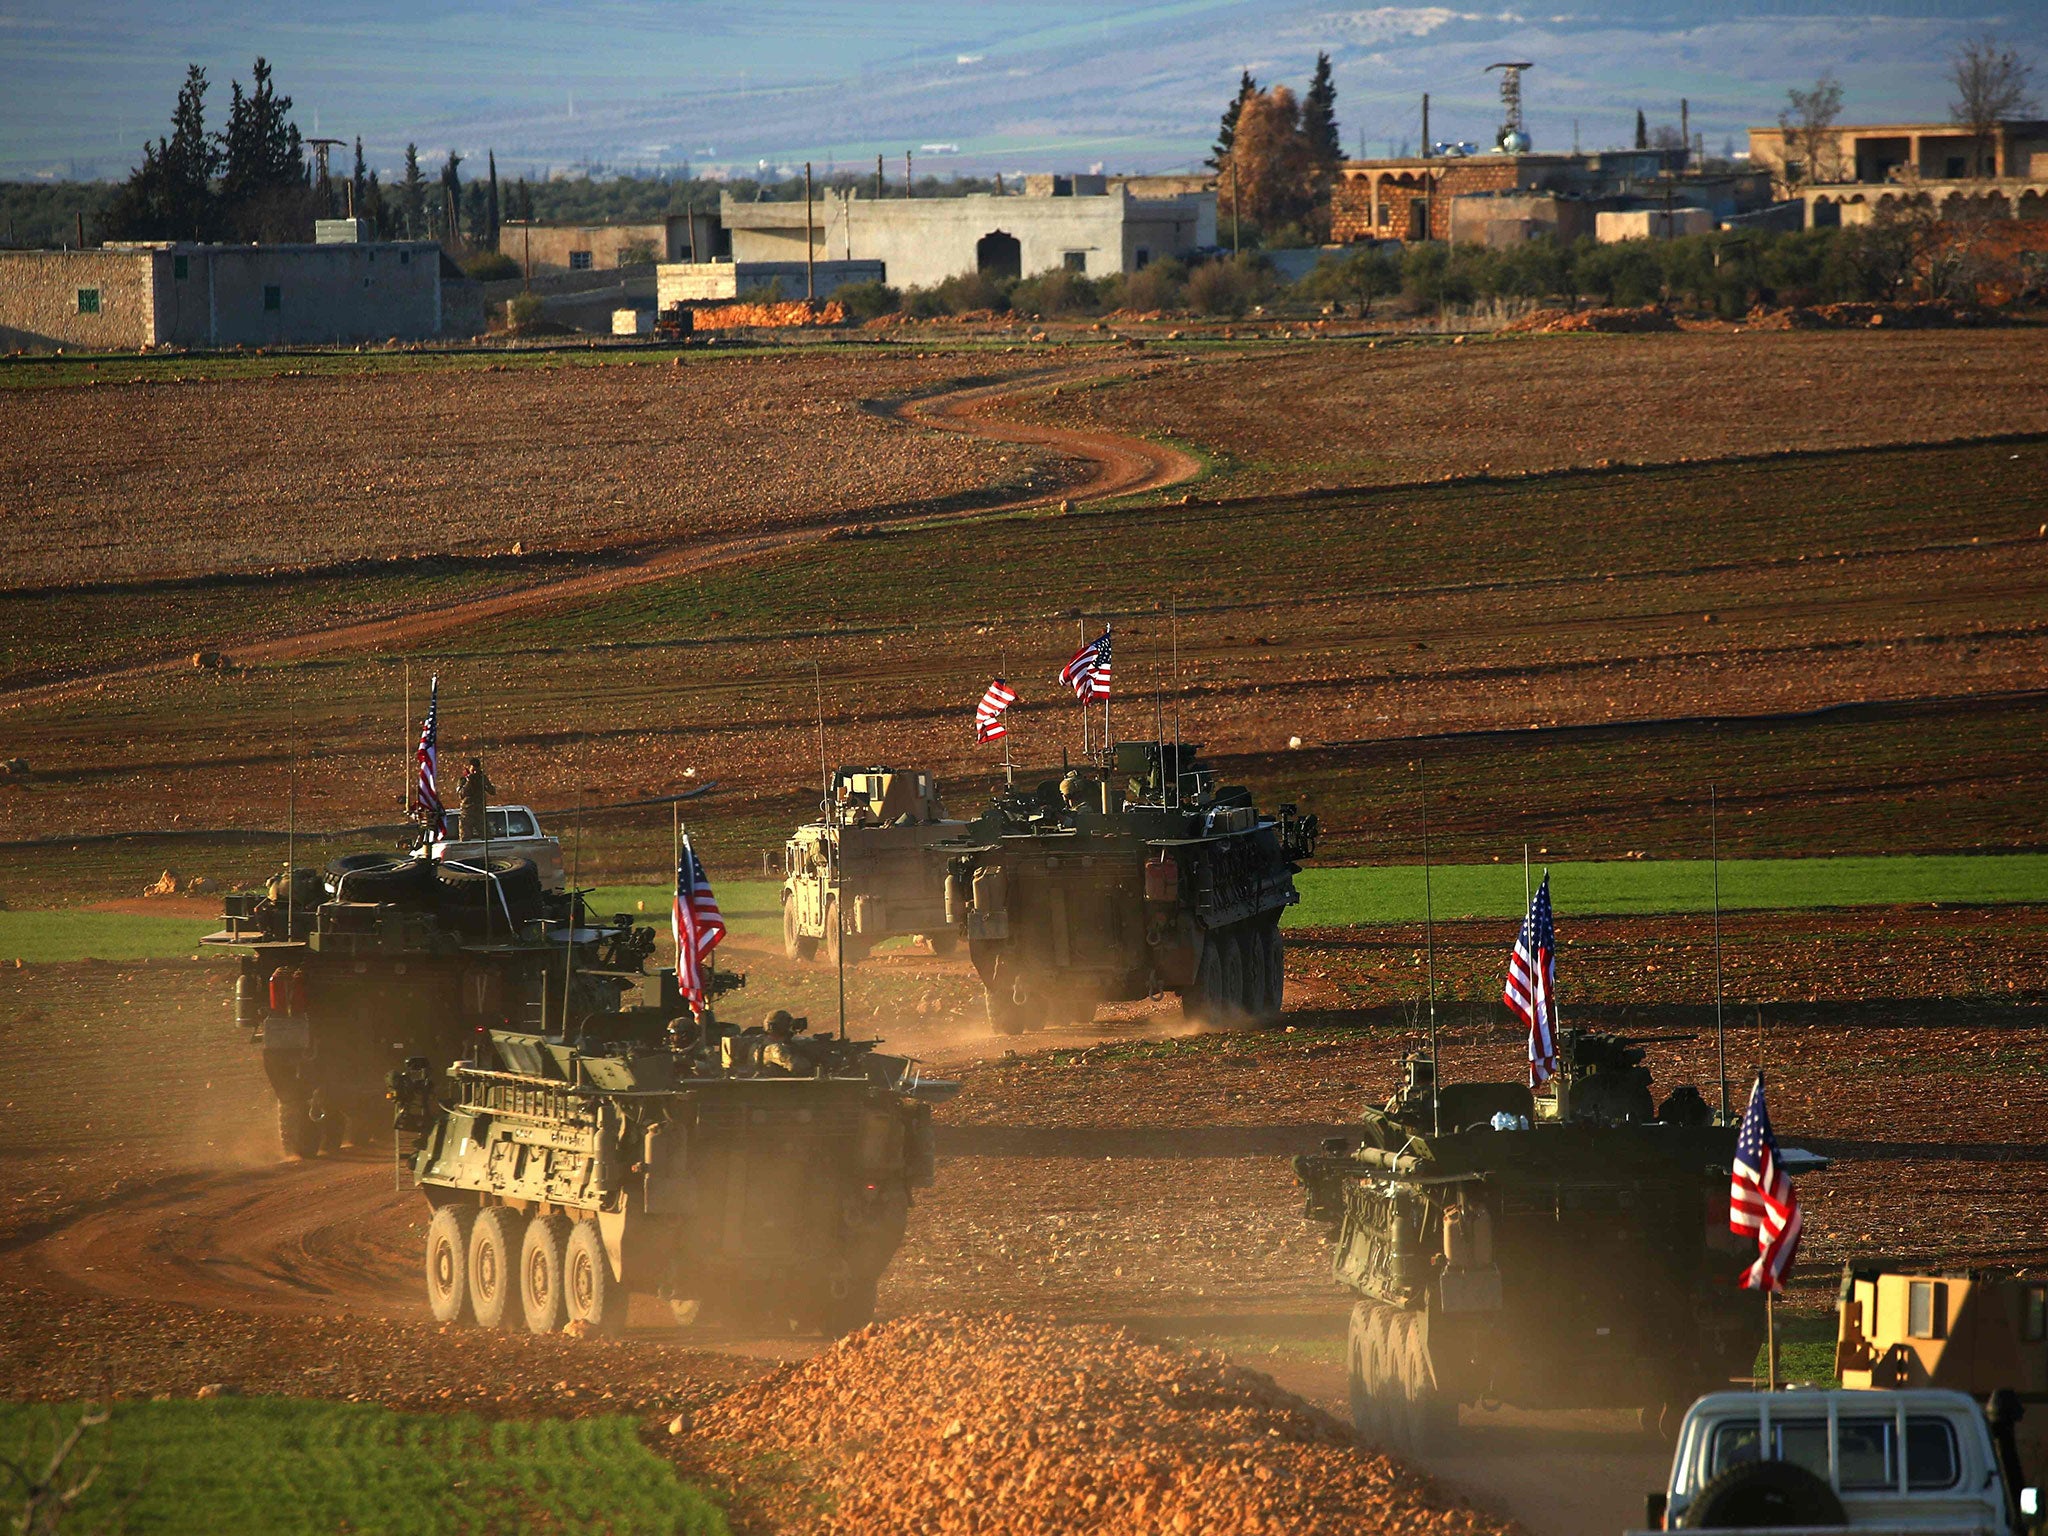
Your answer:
0;248;159;350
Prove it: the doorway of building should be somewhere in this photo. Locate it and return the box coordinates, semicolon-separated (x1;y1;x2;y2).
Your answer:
976;230;1022;279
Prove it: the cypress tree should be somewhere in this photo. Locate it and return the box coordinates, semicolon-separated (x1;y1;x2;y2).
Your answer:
399;143;428;237
1208;70;1258;171
487;150;501;250
1302;51;1342;168
1635;109;1648;149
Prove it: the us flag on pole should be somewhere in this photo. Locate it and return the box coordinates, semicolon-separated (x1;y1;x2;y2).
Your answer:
671;834;727;1008
1505;873;1558;1087
415;677;446;838
975;678;1017;742
1731;1075;1803;1293
1059;626;1113;701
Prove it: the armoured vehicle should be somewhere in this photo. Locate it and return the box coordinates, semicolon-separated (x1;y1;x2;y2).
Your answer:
206;853;654;1157
1293;1030;1766;1453
390;963;950;1337
782;767;966;964
942;741;1316;1032
424;803;567;890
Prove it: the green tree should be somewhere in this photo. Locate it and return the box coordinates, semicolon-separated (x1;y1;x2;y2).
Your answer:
1208;70;1258;171
105;64;219;241
486;150;500;249
439;150;464;246
219;57;308;240
1302;52;1342;168
1635;109;1648;150
398;144;427;237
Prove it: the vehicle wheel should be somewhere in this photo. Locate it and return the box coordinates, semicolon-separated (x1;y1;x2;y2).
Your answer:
318;1094;348;1156
817;1268;879;1337
564;1220;623;1336
349;1096;391;1149
467;1206;522;1329
925;931;958;958
424;1205;475;1325
520;1212;571;1334
668;1298;703;1328
985;959;1041;1036
1686;1458;1846;1528
1261;920;1286;1017
782;897;818;962
1239;926;1272;1023
1215;929;1247;1026
1184;935;1229;1026
822;899;844;967
1399;1311;1458;1454
277;1094;321;1159
1346;1302;1376;1443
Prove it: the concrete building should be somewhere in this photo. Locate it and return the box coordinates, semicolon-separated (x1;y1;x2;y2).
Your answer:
1744;120;2048;229
709;179;1216;290
499;212;724;275
1329;148;1777;245
656;260;884;306
0;238;482;351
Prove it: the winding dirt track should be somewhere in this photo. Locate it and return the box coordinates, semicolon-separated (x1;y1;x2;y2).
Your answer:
1;362;1198;713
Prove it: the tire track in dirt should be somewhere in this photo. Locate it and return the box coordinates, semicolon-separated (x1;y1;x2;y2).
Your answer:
0;361;1199;712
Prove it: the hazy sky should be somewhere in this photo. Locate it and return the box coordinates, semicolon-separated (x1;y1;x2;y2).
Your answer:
0;1;2028;180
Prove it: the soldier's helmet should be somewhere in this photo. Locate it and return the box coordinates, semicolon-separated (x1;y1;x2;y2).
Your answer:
763;1008;798;1036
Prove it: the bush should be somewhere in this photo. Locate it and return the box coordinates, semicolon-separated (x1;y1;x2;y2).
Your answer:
616;238;659;267
1185;254;1270;317
1112;257;1188;313
1290;247;1400;314
1010;267;1101;318
833;280;901;322
462;251;520;282
737;277;786;304
936;270;1013;314
1572;240;1665;307
506;292;543;331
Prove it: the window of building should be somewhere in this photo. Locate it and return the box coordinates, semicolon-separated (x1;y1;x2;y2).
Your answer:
1908;1279;1948;1339
1062;250;1087;272
1945;155;1968;178
1135;247;1152;269
569;249;594;270
2023;1285;2047;1342
173;255;189;280
263;284;282;313
76;288;100;314
399;250;410;265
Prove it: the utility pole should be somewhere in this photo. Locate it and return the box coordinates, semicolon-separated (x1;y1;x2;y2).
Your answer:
875;153;883;199
1421;93;1434;241
1681;98;1691;167
1422;93;1431;158
905;150;913;197
804;160;816;303
1229;156;1241;254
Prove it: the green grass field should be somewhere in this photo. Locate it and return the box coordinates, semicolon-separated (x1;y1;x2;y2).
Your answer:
0;1399;726;1535
7;856;2043;964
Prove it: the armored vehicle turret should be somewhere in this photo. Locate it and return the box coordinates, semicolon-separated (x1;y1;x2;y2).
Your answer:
205;853;654;1157
942;741;1316;1032
782;767;968;964
1293;1030;1765;1452
392;964;951;1337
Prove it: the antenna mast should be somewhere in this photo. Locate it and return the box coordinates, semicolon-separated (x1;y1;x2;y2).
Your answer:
1712;784;1728;1121
1486;62;1535;152
1421;759;1440;1137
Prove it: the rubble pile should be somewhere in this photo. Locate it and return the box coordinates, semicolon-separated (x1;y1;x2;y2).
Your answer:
1745;299;1991;330
1505;305;1678;334
694;1312;1514;1536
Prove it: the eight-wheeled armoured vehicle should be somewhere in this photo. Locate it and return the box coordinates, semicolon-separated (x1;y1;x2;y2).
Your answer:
1294;1030;1766;1453
205;853;653;1157
942;741;1316;1031
391;963;951;1337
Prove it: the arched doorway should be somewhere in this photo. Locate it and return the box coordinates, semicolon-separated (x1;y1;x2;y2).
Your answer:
976;230;1022;279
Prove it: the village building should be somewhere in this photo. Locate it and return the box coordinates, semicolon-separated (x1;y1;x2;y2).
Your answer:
1743;119;2048;227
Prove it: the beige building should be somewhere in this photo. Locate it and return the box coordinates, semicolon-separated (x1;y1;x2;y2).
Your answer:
500;212;722;275
0;238;482;352
1746;119;2048;227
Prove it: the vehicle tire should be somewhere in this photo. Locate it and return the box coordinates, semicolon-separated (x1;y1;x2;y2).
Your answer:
438;857;544;930
822;898;845;968
424;1205;475;1325
328;854;434;906
1261;920;1286;1017
1685;1458;1847;1529
782;898;818;962
1346;1302;1376;1443
277;1094;321;1159
1364;1305;1400;1447
1399;1311;1458;1455
985;961;1042;1036
818;1268;879;1337
467;1206;521;1329
1184;934;1229;1026
1239;926;1272;1023
925;931;958;958
1215;929;1247;1026
564;1219;623;1336
520;1212;571;1335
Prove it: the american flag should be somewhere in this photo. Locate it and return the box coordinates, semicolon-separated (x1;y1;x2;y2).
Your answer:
671;834;727;1008
1059;626;1113;701
1505;874;1557;1088
975;678;1017;742
415;677;446;838
1731;1074;1803;1293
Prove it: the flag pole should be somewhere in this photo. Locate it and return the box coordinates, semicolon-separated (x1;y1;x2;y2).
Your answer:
403;661;412;822
813;660;828;821
1079;616;1089;761
287;687;298;939
1421;758;1440;1138
1759;1003;1775;1391
1170;594;1182;808
561;781;580;1040
1713;784;1728;1122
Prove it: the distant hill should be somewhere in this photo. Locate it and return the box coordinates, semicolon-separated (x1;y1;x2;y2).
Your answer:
0;0;2018;181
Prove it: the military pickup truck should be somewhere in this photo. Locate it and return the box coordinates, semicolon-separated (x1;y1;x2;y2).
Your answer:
1638;1388;2037;1533
428;804;566;890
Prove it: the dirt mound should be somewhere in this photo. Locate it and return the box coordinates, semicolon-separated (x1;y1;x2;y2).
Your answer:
694;1311;1513;1535
1505;305;1678;334
1745;299;1993;330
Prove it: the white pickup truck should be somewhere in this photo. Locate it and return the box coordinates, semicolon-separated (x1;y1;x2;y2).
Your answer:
428;805;566;891
1637;1388;2036;1533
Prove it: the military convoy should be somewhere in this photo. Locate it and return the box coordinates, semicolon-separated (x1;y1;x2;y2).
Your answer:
1294;1030;1767;1453
940;741;1316;1032
781;767;964;964
205;851;653;1157
391;966;950;1337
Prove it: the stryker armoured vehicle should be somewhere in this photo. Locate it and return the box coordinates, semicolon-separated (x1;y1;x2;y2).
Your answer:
1293;1030;1766;1452
205;854;654;1157
390;962;950;1337
942;741;1316;1032
782;767;967;964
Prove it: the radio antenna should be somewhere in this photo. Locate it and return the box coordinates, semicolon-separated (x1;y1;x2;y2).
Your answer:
1712;783;1728;1121
1421;758;1440;1138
